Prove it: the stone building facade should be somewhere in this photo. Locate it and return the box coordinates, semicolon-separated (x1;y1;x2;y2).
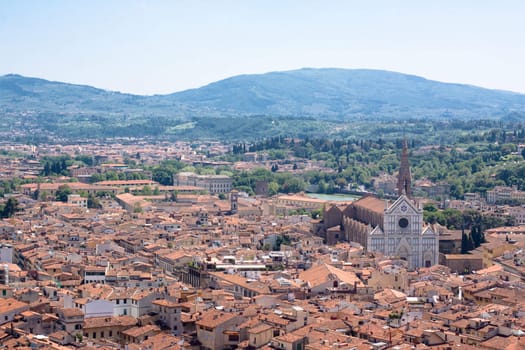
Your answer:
174;172;232;194
316;140;439;270
367;195;439;269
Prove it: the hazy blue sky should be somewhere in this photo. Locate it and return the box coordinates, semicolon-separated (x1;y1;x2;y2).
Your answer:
1;1;524;95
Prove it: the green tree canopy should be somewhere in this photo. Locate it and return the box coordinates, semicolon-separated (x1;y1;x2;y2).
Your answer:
0;197;20;218
56;185;72;202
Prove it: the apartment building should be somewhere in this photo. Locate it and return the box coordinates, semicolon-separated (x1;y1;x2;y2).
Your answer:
175;172;232;194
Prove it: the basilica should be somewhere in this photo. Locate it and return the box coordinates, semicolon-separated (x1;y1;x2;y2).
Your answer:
316;140;439;270
366;194;439;269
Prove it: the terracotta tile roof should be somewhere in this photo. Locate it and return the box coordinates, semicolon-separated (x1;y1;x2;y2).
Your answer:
351;195;386;215
95;180;158;186
152;299;181;308
48;330;68;341
159;250;192;262
20;310;39;318
130;289;154;301
259;312;290;327
294;324;354;345
209;272;271;295
59;308;84;318
121;324;160;338
298;263;363;288
249;323;273;334
196;309;237;329
481;335;525;350
126;333;183;350
84;315;136;329
274;332;304;343
238;316;263;329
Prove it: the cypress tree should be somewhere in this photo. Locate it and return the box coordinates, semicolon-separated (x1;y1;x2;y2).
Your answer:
461;226;474;254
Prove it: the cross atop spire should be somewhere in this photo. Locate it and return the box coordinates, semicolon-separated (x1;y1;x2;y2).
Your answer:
397;139;412;198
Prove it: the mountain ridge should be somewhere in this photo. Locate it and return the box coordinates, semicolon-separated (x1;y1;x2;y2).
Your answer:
4;68;523;96
1;68;525;140
2;68;525;115
167;68;525;119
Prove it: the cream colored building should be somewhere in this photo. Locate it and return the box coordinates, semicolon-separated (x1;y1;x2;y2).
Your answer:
367;265;409;292
248;324;274;349
486;185;525;204
67;194;87;208
175;172;232;193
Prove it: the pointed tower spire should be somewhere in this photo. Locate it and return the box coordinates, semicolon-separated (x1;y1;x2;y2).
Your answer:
397;139;412;198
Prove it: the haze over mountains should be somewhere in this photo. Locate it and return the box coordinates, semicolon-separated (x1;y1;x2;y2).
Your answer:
167;68;525;119
1;68;525;140
2;68;525;119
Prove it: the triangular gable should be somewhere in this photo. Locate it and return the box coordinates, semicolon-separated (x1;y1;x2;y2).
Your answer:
421;226;436;236
385;195;419;215
325;204;343;216
369;226;384;236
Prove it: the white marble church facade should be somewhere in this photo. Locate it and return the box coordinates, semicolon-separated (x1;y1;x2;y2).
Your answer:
367;195;439;270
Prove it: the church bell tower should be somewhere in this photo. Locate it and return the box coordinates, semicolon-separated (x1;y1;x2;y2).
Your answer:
230;189;239;214
397;139;412;198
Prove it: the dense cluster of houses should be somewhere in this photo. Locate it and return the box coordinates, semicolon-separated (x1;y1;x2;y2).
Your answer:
1;141;525;350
